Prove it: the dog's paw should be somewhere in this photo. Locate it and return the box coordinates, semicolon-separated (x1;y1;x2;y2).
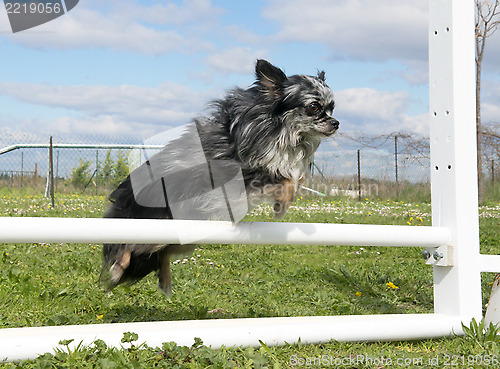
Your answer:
273;200;290;218
108;250;131;284
109;263;124;284
158;281;172;299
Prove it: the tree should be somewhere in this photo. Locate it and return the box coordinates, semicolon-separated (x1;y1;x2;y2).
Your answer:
475;0;500;203
113;151;129;188
96;150;130;190
69;159;92;190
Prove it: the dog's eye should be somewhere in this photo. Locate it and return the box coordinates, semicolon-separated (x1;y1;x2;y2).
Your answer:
306;102;322;115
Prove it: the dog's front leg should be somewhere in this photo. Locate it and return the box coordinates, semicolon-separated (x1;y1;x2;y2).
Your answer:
275;175;307;218
157;244;197;297
158;248;173;297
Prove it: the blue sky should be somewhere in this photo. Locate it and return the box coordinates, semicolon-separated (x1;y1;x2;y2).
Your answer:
0;0;499;144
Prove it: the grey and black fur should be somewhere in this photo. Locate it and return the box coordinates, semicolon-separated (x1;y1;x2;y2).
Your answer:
100;60;339;297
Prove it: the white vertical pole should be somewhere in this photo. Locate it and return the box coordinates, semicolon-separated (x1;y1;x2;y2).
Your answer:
429;0;482;319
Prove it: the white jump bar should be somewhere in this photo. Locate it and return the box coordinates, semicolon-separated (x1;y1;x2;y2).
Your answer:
479;254;500;273
0;217;451;247
0;314;465;362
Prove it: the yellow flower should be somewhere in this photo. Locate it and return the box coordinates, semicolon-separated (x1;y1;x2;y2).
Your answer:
386;282;399;289
356;291;362;297
97;314;104;320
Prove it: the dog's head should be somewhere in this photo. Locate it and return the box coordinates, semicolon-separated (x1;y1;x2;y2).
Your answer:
255;59;339;139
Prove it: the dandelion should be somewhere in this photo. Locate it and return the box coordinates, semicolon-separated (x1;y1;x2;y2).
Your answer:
386;281;399;289
97;314;103;320
356;291;362;297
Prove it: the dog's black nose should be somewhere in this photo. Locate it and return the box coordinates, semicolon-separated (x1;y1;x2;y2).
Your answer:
331;118;339;131
324;118;339;135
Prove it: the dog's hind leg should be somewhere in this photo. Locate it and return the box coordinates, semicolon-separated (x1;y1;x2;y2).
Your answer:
158;248;173;297
157;244;197;298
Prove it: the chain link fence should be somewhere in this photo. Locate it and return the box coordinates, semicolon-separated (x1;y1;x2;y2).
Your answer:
1;127;498;202
305;133;432;201
0;129;142;194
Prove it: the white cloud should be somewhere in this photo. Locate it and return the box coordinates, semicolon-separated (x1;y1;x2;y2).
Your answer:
397;60;429;86
477;15;500;74
124;0;223;27
263;0;428;63
336;88;410;120
48;115;167;139
0;0;220;55
400;113;429;136
0;81;214;126
0;82;431;139
334;87;428;135
205;47;268;75
482;102;500;124
481;80;500;124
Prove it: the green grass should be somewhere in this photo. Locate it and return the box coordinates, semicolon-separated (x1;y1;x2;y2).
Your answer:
1;191;500;367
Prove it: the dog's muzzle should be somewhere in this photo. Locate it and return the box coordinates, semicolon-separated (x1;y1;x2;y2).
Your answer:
321;118;340;136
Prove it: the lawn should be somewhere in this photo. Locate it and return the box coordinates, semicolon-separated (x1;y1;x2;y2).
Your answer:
0;191;499;368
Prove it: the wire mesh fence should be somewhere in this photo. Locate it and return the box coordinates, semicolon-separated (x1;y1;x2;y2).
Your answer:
0;129;142;194
0;128;498;202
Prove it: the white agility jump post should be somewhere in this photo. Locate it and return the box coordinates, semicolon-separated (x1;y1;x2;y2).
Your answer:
0;0;497;362
428;0;482;320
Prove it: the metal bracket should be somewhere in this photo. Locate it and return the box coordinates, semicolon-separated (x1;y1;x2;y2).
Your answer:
422;245;454;266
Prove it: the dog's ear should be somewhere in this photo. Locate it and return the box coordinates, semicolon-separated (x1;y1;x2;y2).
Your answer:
317;70;326;82
255;59;287;97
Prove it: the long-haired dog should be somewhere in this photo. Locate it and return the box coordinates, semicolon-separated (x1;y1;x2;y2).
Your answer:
100;60;339;297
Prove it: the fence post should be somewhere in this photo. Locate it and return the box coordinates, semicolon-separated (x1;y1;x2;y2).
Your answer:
96;150;99;195
21;152;24;187
394;135;398;184
44;137;55;206
357;150;361;201
49;137;55;207
56;151;59;193
492;159;495;184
